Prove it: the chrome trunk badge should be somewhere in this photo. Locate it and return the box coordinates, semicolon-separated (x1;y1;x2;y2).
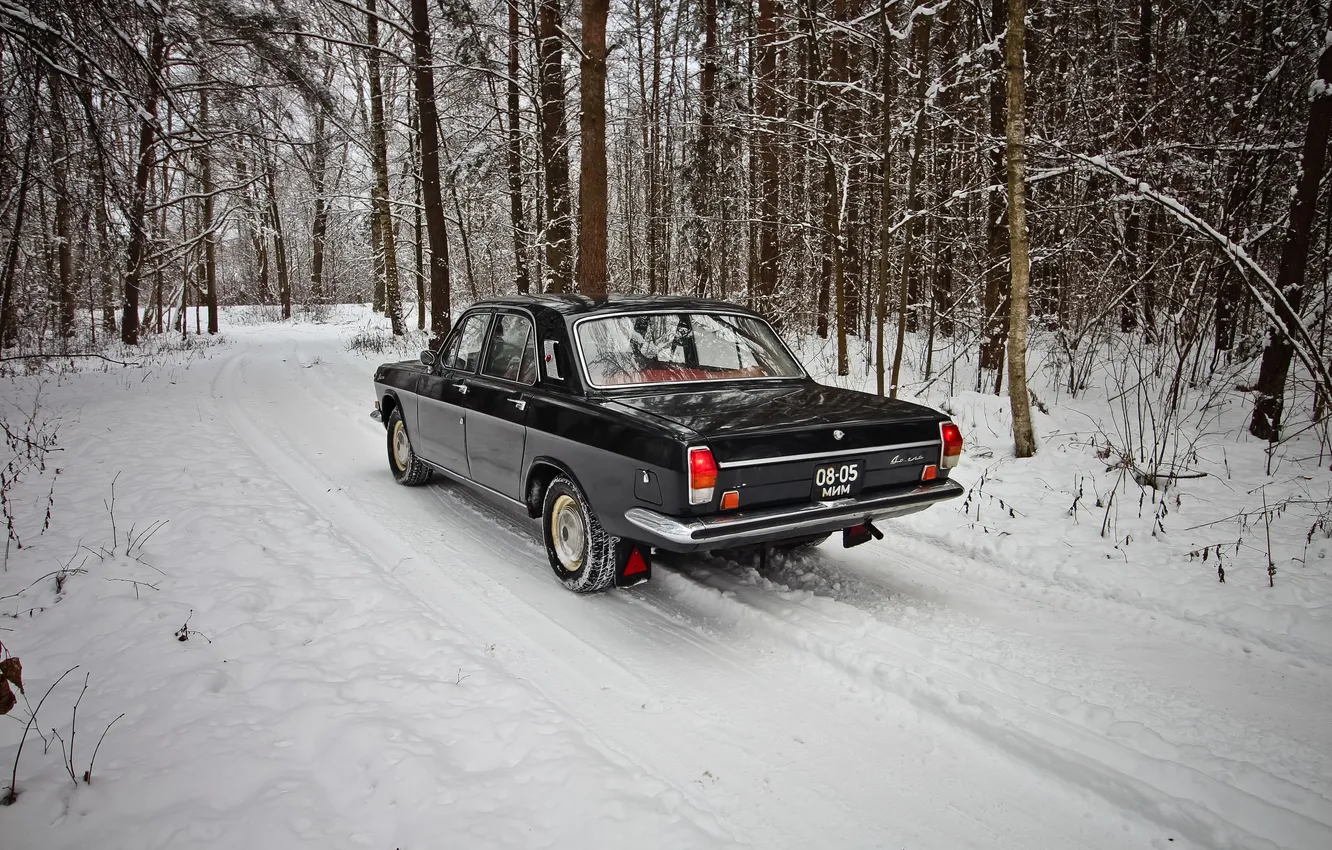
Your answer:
833;429;845;440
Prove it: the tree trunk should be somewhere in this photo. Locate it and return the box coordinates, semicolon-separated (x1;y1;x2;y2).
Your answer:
265;142;292;320
633;0;666;295
690;0;719;298
446;155;479;301
1121;0;1154;334
0;87;38;348
367;0;404;334
200;90;218;333
506;0;530;295
73;60;117;334
1248;7;1332;440
930;0;961;339
754;0;780;319
832;162;849;377
185;196;195;339
876;0;896;396
821;0;849;354
410;101;425;330
744;0;758;309
838;0;863;341
980;0;1009;380
576;0;611;295
890;6;934;397
153;153;164;332
538;0;572;293
309;88;329;304
1006;0;1036;458
903;11;933;304
48;71;76;340
369;188;385;310
122;24;166;345
243;153;271;304
411;0;453;338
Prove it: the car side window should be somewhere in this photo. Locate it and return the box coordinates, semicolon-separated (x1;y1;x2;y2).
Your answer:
480;313;536;384
441;313;491;373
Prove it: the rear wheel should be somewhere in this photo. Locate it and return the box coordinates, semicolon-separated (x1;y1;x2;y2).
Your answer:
387;407;432;486
542;476;616;593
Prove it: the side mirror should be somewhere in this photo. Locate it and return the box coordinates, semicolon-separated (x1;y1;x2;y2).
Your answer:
419;349;435;367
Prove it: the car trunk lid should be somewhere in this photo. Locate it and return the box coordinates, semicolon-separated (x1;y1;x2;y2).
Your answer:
608;383;946;513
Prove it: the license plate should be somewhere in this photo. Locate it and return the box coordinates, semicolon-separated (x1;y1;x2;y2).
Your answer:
811;460;864;500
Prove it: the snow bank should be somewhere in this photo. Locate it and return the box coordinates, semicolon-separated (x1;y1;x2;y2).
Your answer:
788;330;1332;669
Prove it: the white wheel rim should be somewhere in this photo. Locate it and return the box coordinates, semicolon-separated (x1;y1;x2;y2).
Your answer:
392;422;411;470
551;494;585;572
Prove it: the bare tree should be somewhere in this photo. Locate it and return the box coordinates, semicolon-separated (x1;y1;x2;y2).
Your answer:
754;0;780;319
121;23;165;345
537;0;572;293
48;70;76;340
411;0;452;338
1005;0;1036;458
980;0;1009;384
365;0;404;334
506;0;530;295
200;89;218;334
1249;5;1332;440
576;0;611;295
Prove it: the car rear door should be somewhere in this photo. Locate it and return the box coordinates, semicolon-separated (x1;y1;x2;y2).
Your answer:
417;310;491;475
464;310;537;498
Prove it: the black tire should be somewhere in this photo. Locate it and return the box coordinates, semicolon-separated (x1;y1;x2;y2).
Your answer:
541;475;617;593
387;407;432;486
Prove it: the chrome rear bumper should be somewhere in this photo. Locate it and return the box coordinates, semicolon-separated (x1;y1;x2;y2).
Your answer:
623;478;963;552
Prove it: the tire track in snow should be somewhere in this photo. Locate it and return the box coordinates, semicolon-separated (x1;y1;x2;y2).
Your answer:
655;555;1332;850
888;518;1332;669
709;539;1332;807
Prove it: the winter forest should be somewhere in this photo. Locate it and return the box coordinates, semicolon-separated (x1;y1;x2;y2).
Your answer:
0;0;1328;451
2;1;1332;847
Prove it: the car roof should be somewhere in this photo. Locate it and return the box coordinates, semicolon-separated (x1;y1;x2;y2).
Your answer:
468;293;764;320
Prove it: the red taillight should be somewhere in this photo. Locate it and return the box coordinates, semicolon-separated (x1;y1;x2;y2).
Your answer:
689;446;718;505
940;422;963;469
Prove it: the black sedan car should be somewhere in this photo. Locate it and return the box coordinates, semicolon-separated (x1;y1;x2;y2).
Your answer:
372;295;963;592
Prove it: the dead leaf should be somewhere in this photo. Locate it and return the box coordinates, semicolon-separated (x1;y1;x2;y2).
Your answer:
0;657;21;694
0;680;14;715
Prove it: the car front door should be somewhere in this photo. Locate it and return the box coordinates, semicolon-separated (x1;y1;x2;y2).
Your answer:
464;311;537;498
418;311;491;475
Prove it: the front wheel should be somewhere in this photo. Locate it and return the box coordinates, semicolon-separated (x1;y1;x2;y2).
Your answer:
386;407;432;486
542;476;616;593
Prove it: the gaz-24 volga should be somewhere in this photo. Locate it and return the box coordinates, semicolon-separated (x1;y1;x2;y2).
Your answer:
371;295;964;592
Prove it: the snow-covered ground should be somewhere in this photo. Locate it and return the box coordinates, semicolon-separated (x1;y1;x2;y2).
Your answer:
1;306;1329;849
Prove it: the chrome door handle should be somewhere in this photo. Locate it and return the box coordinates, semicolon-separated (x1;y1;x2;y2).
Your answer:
509;398;527;411
453;383;469;395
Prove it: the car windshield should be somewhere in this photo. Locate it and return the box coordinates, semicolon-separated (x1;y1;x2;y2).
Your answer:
576;312;804;387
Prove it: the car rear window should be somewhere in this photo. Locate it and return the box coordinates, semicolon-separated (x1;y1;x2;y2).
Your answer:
576;312;804;388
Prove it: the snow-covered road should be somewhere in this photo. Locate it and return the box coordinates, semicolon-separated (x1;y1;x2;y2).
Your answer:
4;319;1330;849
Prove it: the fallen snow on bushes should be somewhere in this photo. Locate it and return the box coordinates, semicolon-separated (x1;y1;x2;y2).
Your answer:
796;332;1332;667
0;305;1328;850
